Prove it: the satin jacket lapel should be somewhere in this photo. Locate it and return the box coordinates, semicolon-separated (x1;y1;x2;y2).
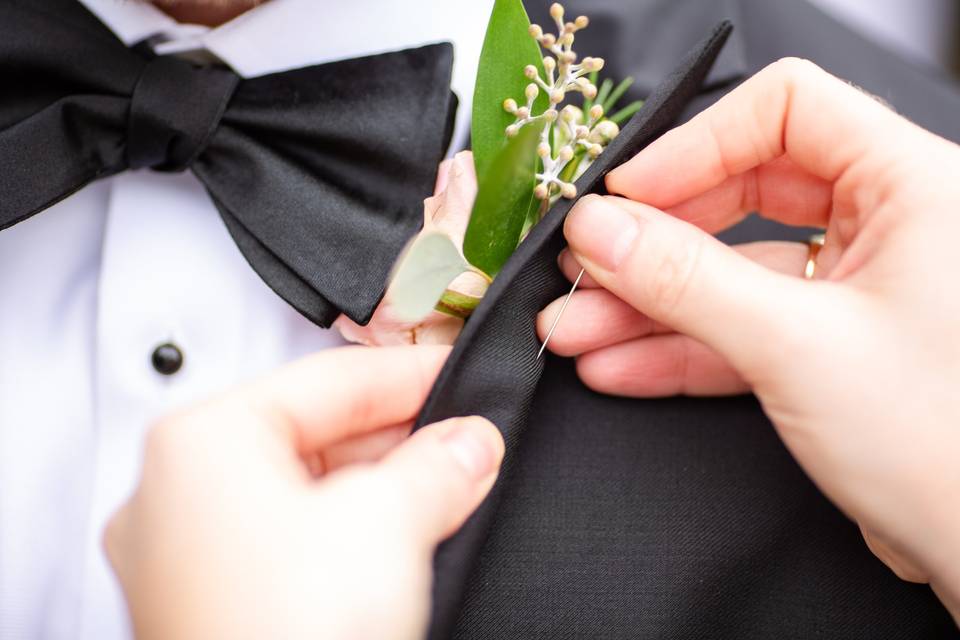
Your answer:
412;22;735;639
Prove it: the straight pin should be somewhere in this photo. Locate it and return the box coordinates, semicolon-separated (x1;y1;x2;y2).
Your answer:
537;267;585;359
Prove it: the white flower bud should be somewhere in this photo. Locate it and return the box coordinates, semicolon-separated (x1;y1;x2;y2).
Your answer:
575;15;589;29
597;120;619;138
528;24;543;39
549;89;565;104
541;34;556;48
588;143;603;157
503;98;518;114
543;109;558;122
558;33;574;47
589;104;604;120
524;65;538;79
525;83;539;100
564;22;576;33
534;183;550;200
588;120;619;143
506;124;520;137
561;51;577;64
550;3;564;20
537;143;552;158
582;83;597;100
543;56;556;73
582;57;605;72
561;182;577;199
575;125;589;139
558;145;574;161
560;105;578;122
516;106;530;119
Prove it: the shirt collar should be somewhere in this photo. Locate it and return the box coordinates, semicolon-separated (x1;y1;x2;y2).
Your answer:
76;0;489;149
76;0;490;75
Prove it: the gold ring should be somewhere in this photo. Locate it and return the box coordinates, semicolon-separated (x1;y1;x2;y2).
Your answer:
804;233;825;280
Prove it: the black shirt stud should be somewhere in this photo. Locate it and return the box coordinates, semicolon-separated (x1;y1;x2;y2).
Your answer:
151;342;184;376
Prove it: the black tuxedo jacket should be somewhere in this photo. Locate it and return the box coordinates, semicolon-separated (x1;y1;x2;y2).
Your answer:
414;1;960;638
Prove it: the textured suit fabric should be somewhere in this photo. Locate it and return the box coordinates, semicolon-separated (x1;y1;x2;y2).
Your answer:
415;2;960;638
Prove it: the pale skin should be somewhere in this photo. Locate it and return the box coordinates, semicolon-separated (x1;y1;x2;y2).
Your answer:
104;346;504;640
538;58;960;621
149;0;262;26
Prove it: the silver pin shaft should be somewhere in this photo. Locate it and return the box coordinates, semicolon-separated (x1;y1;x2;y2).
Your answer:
537;268;585;359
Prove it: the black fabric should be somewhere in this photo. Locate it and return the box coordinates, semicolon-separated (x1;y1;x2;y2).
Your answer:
415;23;738;639
126;56;239;171
415;5;960;638
0;0;456;327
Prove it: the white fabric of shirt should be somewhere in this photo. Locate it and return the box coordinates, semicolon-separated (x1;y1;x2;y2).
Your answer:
0;2;488;638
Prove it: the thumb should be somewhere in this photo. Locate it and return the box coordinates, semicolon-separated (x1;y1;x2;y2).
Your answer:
375;416;504;544
564;195;820;372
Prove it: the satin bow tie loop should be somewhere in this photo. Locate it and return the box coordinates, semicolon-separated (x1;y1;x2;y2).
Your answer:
127;56;239;172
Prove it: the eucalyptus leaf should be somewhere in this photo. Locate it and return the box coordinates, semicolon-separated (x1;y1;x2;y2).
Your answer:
389;232;470;322
463;122;542;276
471;0;547;182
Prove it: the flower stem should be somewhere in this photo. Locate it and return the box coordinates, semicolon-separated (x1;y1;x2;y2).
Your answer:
435;288;483;319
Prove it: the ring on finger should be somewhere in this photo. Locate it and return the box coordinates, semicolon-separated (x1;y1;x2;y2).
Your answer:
804;233;826;280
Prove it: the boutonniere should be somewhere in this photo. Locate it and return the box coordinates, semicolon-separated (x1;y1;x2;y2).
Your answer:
336;1;642;346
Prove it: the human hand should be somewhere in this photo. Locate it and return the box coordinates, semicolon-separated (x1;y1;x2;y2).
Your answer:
104;346;503;640
335;151;485;346
538;58;960;619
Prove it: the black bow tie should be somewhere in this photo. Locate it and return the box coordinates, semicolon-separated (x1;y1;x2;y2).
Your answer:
0;0;456;327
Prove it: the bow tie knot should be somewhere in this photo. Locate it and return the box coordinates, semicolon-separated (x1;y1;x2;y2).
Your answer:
127;56;239;171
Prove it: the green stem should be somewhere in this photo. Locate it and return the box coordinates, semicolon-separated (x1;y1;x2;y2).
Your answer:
603;76;635;112
608;100;645;125
434;288;484;319
582;70;600;112
558;149;586;184
594;78;614;111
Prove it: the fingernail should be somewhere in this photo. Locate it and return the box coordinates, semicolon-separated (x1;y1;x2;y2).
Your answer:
566;196;641;271
441;422;498;480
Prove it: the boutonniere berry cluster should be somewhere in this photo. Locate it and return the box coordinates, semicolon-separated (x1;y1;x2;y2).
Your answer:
336;0;642;346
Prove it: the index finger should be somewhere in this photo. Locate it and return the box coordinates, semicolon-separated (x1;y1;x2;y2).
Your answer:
241;345;449;453
606;58;913;226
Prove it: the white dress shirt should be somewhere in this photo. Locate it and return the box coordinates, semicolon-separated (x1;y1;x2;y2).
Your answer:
0;2;488;638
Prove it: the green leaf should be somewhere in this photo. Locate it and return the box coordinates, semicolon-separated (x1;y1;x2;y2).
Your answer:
463;122;542;276
388;232;470;322
471;0;547;182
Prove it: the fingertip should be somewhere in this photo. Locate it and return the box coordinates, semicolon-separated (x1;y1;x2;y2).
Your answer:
604;160;633;196
535;297;582;357
536;300;556;342
434;158;453;194
436;416;504;482
558;249;601;288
